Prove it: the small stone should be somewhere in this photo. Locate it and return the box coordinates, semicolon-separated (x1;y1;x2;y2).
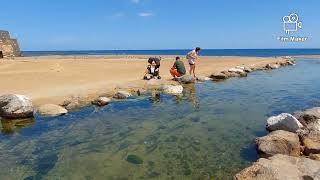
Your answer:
228;68;245;74
37;104;68;117
92;97;111;106
114;91;132;99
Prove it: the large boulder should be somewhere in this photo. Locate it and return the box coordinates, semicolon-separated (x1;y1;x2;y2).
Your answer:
210;72;229;81
37;104;68;117
256;130;301;157
162;85;183;95
178;75;196;84
113;91;132;99
266;113;303;133
234;154;320;180
302;132;320;155
295;107;320;132
92;97;111;106
0;94;34;119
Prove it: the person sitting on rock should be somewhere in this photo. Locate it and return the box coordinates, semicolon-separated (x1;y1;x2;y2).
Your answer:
170;56;186;79
143;57;161;80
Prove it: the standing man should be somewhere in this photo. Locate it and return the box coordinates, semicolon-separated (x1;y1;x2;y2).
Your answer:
186;47;201;78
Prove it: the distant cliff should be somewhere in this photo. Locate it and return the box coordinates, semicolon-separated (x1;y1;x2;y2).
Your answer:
0;30;21;58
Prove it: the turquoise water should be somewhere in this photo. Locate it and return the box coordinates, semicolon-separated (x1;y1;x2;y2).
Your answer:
1;59;320;179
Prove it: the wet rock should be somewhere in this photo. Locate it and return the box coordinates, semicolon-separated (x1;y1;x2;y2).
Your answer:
92;97;111;106
256;130;301;157
178;75;196;84
228;68;245;74
266;64;280;69
126;154;143;164
37;104;68;117
162;85;183;95
234;154;320;180
0;94;34;119
196;76;212;81
239;71;248;77
114;91;132;99
210;72;229;81
222;71;241;78
287;60;296;66
266;113;303;133
244;67;253;73
302;132;320;155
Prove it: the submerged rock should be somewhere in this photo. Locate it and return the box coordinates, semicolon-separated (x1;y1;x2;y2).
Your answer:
196;76;212;81
37;104;68;117
0;94;34;119
92;97;111;106
256;130;301;157
126;154;143;164
162;85;183;95
114;91;132;99
210;72;229;81
178;75;196;84
266;113;303;133
234;154;320;180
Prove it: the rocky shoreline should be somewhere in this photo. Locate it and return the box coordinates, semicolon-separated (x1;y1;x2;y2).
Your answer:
234;108;320;179
0;57;295;119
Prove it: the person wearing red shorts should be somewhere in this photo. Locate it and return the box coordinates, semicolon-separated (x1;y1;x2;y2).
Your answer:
170;57;186;78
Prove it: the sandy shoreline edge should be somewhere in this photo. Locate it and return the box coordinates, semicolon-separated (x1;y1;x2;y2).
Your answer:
0;55;290;108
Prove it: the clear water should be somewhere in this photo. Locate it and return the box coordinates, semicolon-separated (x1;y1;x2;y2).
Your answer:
22;49;320;57
1;59;320;180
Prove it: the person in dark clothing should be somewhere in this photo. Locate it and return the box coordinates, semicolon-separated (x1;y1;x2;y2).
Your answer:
170;56;186;78
143;57;161;80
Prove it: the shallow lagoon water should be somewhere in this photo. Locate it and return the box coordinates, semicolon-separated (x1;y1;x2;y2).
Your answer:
1;59;320;179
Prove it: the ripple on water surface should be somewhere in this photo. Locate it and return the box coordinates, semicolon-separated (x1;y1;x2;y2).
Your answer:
1;59;320;179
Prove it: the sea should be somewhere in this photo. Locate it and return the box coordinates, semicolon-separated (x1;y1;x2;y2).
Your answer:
22;48;320;57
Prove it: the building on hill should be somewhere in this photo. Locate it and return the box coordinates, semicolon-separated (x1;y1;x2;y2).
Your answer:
0;30;21;58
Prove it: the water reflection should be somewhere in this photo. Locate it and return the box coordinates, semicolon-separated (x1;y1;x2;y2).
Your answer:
1;118;34;134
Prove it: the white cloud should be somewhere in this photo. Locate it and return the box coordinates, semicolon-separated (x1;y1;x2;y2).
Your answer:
138;12;153;17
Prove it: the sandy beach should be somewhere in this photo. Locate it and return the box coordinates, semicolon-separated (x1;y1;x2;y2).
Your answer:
0;55;287;106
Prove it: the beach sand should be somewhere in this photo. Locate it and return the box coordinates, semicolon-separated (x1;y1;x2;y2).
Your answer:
0;55;287;106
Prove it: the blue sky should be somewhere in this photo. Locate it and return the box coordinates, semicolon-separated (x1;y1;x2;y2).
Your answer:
1;0;319;50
